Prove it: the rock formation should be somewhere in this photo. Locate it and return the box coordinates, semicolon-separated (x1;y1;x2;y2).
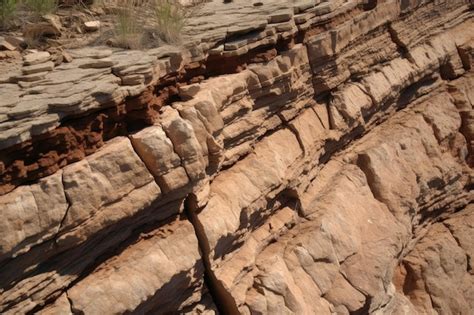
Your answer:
0;0;473;314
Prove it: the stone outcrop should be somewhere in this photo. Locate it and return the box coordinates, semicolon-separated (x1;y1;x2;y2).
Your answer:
0;0;473;314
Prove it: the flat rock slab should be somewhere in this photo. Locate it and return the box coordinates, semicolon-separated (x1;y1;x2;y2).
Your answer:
22;61;55;75
23;52;51;66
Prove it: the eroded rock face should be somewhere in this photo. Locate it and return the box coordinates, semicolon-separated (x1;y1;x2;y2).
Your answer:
393;204;474;315
0;1;473;314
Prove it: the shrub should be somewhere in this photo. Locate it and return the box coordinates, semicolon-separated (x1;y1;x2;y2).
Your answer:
0;0;18;29
110;0;188;49
24;0;58;16
114;0;143;49
153;0;185;43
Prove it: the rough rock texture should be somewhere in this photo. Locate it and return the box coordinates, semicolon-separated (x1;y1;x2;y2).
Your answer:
0;0;473;314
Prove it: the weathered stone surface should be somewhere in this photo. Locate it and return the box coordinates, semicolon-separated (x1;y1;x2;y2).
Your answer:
23;51;51;66
199;127;303;254
22;61;54;75
0;1;473;314
0;171;67;261
396;205;474;314
159;107;206;182
56;137;160;246
66;219;208;315
130;125;190;193
205;92;472;313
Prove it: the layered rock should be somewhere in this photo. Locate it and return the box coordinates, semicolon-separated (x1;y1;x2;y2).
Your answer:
395;204;474;314
210;92;472;314
0;0;473;314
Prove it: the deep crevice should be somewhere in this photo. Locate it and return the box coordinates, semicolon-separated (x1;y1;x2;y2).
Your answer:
387;22;410;59
355;153;385;206
338;270;371;315
279;113;307;156
65;291;77;315
183;194;240;315
351;296;372;315
362;0;377;11
55;172;74;244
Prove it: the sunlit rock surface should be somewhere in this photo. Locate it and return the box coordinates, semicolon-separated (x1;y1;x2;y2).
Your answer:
0;0;473;314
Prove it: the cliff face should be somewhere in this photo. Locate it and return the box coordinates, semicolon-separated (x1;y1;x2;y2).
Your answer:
0;1;473;314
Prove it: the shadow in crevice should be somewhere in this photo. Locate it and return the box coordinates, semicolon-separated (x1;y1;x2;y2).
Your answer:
396;75;440;109
363;0;378;11
183;193;240;315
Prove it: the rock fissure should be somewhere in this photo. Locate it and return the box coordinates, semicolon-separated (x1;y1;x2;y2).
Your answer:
183;194;240;315
65;291;76;315
386;22;410;59
339;270;371;305
278;114;308;156
54;172;74;244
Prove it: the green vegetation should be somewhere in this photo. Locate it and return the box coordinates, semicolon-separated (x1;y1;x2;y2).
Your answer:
0;0;18;29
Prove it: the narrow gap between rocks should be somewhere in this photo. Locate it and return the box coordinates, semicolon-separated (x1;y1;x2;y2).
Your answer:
278;114;307;156
183;194;240;315
386;22;410;59
65;291;77;315
355;154;386;206
54;172;74;243
338;271;372;315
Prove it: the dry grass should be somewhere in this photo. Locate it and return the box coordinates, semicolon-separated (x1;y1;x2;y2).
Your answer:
1;0;201;49
154;0;185;43
113;0;144;49
103;0;187;48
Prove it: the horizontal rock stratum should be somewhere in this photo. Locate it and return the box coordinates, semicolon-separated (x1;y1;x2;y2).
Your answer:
0;0;473;314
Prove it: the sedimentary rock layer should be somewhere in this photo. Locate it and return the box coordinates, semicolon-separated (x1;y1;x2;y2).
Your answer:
0;0;473;314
